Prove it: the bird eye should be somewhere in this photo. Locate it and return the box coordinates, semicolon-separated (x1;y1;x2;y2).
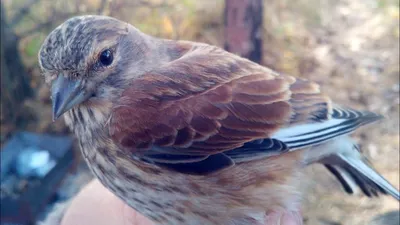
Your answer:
99;49;113;66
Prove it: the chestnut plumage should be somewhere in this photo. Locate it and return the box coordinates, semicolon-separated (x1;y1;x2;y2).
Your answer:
39;15;399;225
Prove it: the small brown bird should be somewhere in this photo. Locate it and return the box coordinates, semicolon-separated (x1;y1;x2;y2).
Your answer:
39;15;399;225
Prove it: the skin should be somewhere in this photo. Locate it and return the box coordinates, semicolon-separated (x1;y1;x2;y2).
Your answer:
61;180;301;225
61;180;153;225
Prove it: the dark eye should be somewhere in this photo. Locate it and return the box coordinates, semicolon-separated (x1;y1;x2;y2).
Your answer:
99;49;113;66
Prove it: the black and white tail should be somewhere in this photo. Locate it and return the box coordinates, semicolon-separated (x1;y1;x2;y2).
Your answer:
320;145;400;200
272;106;399;200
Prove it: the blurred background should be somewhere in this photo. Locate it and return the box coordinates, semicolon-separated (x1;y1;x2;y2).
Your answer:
0;0;399;224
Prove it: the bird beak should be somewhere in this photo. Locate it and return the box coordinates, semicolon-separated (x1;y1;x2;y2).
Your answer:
51;74;90;121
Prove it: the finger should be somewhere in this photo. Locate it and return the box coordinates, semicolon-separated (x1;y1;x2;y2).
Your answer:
61;179;153;225
265;210;303;225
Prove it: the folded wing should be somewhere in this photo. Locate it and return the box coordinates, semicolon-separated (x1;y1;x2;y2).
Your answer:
109;42;377;176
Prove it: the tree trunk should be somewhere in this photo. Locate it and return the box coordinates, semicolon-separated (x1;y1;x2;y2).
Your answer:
224;0;263;64
1;3;33;124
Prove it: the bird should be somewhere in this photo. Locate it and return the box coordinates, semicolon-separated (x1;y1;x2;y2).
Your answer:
39;15;399;225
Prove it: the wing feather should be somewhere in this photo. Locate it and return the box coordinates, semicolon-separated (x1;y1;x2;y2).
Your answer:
109;44;295;156
271;107;383;149
109;42;379;175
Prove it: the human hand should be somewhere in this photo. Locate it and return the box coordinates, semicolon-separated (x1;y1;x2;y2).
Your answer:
60;178;303;225
61;179;153;225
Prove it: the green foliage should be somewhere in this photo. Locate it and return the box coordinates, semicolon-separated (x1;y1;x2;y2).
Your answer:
24;36;42;57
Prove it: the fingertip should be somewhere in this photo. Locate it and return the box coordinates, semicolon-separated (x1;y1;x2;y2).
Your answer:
265;210;303;225
280;211;303;225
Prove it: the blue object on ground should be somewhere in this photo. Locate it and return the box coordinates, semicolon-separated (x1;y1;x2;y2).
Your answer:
0;131;75;225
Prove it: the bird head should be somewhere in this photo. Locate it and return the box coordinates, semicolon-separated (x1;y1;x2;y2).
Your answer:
38;15;156;121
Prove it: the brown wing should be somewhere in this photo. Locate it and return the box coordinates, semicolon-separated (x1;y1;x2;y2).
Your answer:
109;43;330;174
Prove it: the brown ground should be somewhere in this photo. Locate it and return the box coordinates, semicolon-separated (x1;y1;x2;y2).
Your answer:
2;0;399;224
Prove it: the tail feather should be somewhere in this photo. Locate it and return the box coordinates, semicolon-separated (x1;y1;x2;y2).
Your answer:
324;164;355;194
320;152;400;200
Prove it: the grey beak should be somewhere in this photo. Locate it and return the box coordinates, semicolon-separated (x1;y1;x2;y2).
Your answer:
51;75;90;121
